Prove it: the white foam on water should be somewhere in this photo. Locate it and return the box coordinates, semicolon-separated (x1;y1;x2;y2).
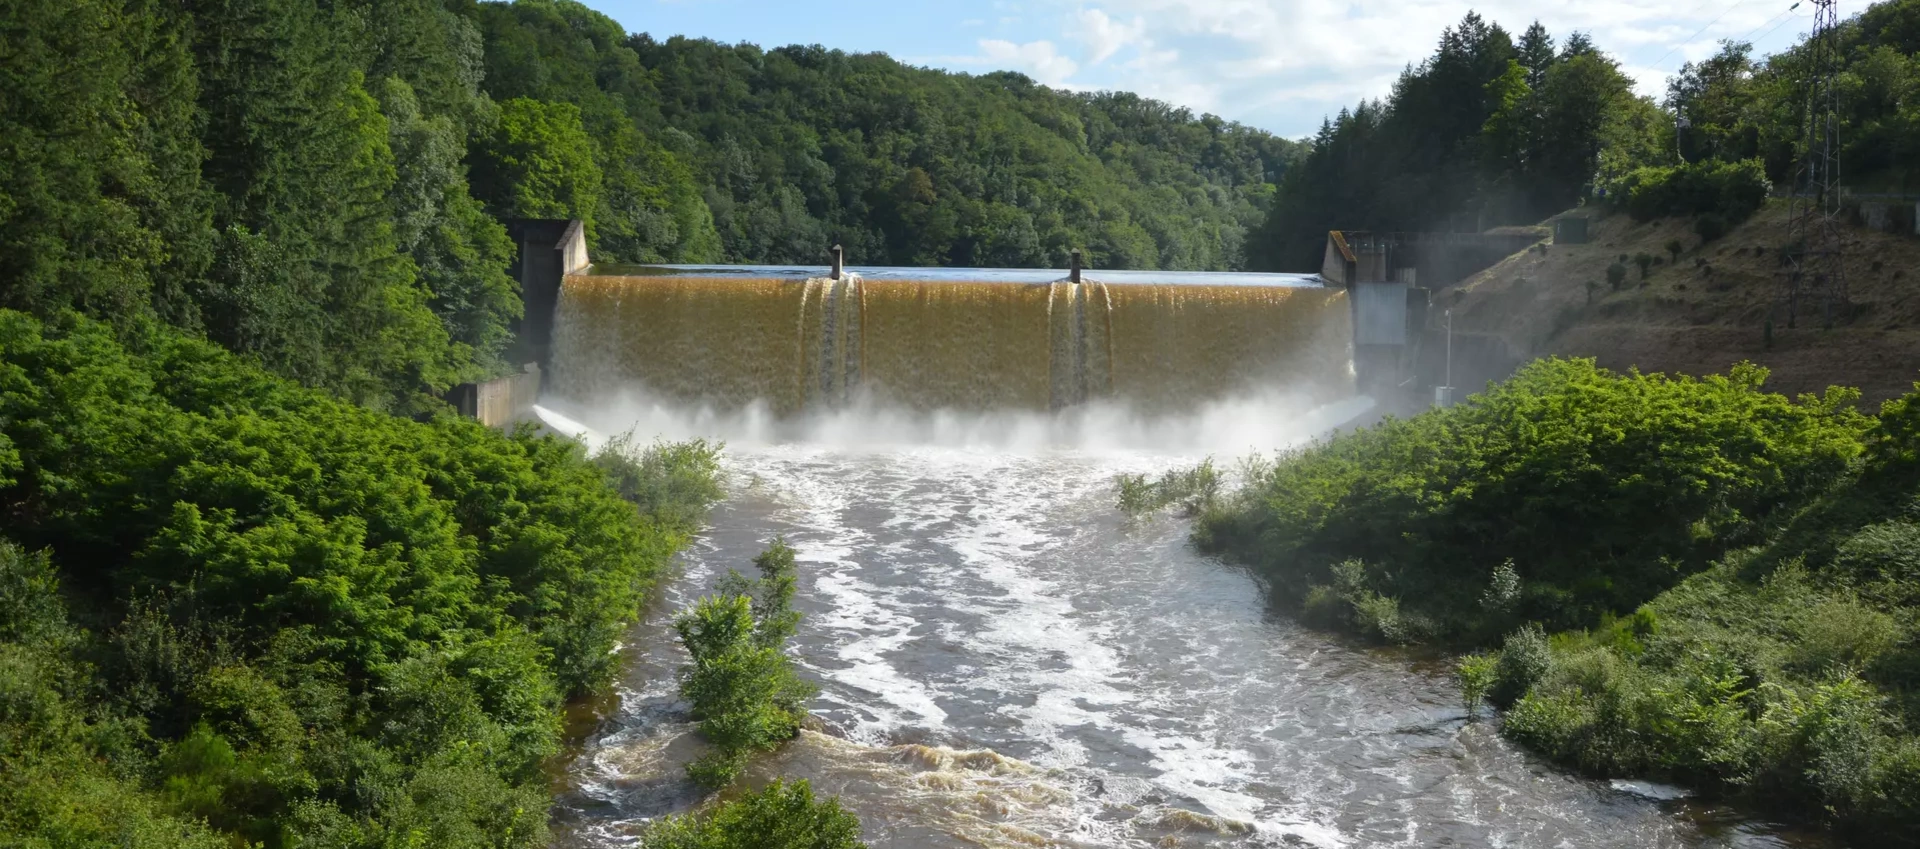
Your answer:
555;390;1793;849
540;386;1375;457
547;389;1379;846
1611;779;1692;801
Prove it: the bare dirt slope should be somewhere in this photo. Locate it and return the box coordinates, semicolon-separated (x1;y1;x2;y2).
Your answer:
1444;202;1920;404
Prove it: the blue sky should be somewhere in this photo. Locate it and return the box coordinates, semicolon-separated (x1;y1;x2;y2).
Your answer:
596;0;1868;139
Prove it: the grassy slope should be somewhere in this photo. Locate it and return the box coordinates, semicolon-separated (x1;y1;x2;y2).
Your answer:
1444;203;1920;404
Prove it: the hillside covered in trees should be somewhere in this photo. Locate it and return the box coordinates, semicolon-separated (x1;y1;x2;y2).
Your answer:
1250;1;1920;269
3;0;1300;415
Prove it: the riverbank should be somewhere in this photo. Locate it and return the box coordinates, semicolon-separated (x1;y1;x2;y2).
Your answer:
0;311;723;848
1193;358;1920;846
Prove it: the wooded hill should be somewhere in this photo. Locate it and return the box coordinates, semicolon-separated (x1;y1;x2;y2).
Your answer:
2;0;1300;415
1252;1;1920;269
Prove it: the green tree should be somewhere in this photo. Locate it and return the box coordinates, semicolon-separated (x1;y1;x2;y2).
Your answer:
0;310;722;846
0;0;211;325
379;78;521;376
676;539;817;787
641;779;865;849
191;0;458;409
470;98;605;232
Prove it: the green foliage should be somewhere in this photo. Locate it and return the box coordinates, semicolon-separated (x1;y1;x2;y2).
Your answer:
1665;239;1685;262
1695;213;1731;244
1604;158;1770;225
470;0;1295;269
676;539;817;788
1606;261;1628;290
592;432;726;534
0;0;212;327
1252;14;1644;269
1485;380;1920;845
1458;653;1499;720
470;98;605;233
641;779;866;849
1113;459;1222;518
1634;252;1654;280
1198;358;1870;643
0;310;716;847
1493;624;1554;707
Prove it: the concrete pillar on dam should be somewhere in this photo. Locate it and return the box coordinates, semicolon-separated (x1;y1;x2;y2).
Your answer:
447;218;587;427
506;218;590;375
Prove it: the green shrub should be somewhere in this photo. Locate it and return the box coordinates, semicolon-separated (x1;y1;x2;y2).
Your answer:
1493;624;1553;707
641;779;865;849
1607;262;1628;290
1792;599;1900;674
1196;358;1868;641
1114;473;1157;517
1634;252;1654;280
0;311;717;847
1695;213;1730;243
677;539;817;788
1458;653;1499;720
593;432;726;534
1607;158;1770;225
1114;458;1222;518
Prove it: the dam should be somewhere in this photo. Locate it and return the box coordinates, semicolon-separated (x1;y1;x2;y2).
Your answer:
546;264;1355;418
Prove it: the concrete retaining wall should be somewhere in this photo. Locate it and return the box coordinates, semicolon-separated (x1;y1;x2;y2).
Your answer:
448;364;541;428
506;218;590;374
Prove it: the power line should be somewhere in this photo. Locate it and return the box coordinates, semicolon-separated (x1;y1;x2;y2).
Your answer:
1648;0;1756;71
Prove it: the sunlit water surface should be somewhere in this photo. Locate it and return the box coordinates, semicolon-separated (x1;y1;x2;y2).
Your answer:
542;396;1837;849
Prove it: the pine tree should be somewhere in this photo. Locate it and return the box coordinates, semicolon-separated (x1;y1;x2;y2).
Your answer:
1517;21;1557;89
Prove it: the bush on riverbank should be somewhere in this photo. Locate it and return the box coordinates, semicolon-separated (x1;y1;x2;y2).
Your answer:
1115;458;1222;518
1196;357;1869;643
678;539;817;788
0;310;720;848
1493;386;1920;844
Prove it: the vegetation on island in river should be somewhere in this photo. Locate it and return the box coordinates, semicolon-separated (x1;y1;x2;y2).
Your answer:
1178;358;1920;845
676;538;818;788
641;779;866;849
0;310;722;848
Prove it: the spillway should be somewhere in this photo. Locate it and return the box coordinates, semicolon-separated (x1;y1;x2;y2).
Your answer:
548;266;1353;415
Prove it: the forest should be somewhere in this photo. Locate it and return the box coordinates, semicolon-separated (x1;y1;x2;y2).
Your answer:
1250;1;1920;268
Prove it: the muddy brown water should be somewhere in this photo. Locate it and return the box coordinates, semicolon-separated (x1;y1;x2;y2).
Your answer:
544;419;1838;848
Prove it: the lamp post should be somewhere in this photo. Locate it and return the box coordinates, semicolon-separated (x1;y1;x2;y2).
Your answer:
1435;308;1454;408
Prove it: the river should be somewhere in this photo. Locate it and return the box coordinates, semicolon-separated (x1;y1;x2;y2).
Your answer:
542;399;1834;849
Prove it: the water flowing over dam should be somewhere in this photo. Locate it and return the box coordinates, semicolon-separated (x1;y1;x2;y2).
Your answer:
549;266;1354;415
539;265;1827;848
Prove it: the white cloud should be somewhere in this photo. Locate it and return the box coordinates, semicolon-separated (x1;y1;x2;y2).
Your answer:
1076;8;1148;65
988;0;1822;135
905;0;1839;136
976;39;1081;84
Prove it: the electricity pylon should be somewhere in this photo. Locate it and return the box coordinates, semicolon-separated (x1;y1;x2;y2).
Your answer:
1780;0;1848;329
